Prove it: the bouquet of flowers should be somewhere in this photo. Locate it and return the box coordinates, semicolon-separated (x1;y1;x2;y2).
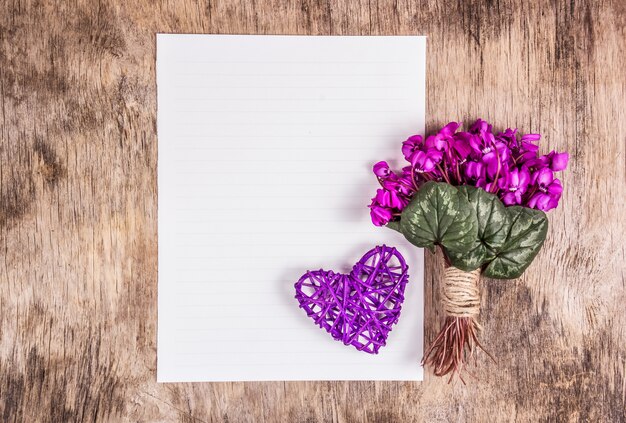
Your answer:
368;119;568;381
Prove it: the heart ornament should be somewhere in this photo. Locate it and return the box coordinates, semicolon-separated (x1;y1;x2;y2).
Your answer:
294;245;409;354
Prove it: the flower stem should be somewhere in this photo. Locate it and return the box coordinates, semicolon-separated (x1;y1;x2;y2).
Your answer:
411;167;420;191
437;164;451;184
489;141;502;193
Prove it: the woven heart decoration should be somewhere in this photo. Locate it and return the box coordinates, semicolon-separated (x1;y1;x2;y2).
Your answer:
294;245;409;354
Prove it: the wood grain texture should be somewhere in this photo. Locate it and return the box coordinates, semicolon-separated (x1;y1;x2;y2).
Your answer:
0;0;624;421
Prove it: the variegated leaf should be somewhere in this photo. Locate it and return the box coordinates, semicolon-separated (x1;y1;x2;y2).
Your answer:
483;206;548;279
385;220;402;234
446;186;510;271
399;181;478;253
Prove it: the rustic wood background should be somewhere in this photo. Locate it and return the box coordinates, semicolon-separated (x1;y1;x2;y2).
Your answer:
1;0;624;421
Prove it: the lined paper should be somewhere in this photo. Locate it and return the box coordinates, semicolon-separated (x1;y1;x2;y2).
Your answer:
157;35;426;382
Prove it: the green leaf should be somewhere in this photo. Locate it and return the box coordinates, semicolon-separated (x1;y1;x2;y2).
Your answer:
446;186;511;271
385;220;403;234
399;181;478;253
483;206;548;279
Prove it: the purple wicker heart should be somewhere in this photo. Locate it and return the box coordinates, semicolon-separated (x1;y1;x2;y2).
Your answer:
294;245;409;354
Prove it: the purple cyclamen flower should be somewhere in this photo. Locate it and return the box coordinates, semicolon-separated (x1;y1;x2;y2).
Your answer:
464;161;484;180
424;121;460;152
500;168;531;205
468;123;502;166
521;133;541;142
470;119;491;134
525;150;570;172
401;135;423;160
527;189;560;211
481;141;510;178
373;161;392;178
516;134;541;164
548;151;569;171
496;128;518;148
426;123;474;160
397;166;417;195
451;131;474;159
369;202;393;226
527;168;563;211
410;149;443;173
532;168;560;192
375;188;406;209
440;121;461;136
424;134;448;151
380;177;399;191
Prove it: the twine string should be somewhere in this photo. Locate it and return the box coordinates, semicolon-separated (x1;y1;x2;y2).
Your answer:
441;267;481;318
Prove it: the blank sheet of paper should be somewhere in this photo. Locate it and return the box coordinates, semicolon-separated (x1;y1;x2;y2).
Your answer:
157;34;426;382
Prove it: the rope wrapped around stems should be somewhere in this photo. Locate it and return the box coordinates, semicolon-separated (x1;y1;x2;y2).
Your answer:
422;266;493;383
441;267;481;319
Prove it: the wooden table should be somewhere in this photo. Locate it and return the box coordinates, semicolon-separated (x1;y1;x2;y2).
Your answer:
1;1;624;421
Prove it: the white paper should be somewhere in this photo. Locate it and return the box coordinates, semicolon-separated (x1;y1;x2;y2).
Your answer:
157;34;426;382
